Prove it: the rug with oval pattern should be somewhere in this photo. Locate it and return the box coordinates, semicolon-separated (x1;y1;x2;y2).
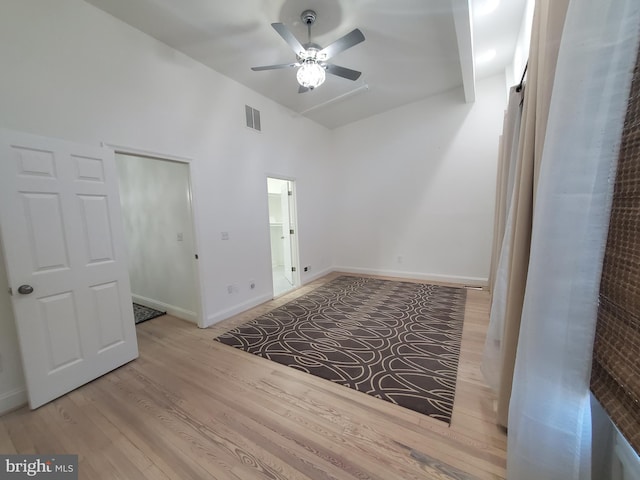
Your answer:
214;275;467;423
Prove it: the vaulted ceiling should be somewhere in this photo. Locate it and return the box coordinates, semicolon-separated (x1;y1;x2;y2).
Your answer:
84;0;527;128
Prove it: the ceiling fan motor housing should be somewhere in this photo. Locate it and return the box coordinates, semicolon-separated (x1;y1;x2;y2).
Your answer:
301;10;317;26
297;44;325;63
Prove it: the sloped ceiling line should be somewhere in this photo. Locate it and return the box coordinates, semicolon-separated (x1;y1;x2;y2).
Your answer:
452;0;476;103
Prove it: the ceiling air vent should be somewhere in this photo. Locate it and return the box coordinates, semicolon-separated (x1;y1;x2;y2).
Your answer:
245;105;261;132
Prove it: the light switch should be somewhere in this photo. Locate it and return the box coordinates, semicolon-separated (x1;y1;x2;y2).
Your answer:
177;232;183;242
221;232;229;240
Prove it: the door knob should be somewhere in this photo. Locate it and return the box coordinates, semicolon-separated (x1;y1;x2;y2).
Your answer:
17;284;34;295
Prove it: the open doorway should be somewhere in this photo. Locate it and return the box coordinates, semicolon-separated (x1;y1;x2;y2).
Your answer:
267;177;299;297
115;153;202;325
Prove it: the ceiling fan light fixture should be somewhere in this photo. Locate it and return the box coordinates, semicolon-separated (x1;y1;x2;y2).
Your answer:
296;61;326;89
251;10;364;93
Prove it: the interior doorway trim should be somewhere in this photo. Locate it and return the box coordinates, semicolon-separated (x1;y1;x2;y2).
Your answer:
103;142;208;328
266;175;301;297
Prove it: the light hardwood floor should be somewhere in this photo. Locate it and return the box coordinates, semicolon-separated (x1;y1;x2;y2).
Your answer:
0;272;507;479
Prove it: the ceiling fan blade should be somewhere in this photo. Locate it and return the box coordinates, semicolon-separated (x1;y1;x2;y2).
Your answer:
298;85;310;94
251;62;299;71
271;23;306;57
325;64;362;81
319;29;365;60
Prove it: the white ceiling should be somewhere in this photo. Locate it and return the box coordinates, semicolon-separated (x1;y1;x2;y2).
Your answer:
84;0;526;129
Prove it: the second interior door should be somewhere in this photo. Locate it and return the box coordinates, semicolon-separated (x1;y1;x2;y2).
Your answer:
267;177;298;297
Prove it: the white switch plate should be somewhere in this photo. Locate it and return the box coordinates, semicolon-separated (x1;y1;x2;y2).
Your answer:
221;232;229;240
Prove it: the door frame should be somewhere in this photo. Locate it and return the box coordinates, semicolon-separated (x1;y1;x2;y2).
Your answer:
105;143;208;328
266;174;301;294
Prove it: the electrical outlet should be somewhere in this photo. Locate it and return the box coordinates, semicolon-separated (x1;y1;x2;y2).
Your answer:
227;285;233;294
177;232;183;242
249;280;255;290
304;266;311;272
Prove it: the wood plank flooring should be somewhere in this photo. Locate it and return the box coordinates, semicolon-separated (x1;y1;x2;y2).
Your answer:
0;272;507;479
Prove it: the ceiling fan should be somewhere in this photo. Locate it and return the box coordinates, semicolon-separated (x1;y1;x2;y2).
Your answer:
251;10;365;93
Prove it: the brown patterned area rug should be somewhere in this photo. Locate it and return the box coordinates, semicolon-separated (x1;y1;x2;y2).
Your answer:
215;276;467;423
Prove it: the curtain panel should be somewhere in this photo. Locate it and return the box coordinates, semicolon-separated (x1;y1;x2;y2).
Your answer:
507;0;640;478
483;87;523;392
482;0;570;427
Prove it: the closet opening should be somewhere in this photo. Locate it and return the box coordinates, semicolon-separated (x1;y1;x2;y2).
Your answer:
267;177;300;297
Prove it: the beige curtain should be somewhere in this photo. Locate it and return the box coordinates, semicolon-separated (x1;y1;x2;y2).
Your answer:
488;101;517;291
488;131;504;290
483;88;523;392
484;0;571;427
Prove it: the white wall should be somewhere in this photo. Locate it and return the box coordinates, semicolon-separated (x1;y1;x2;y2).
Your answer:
0;0;508;411
332;75;506;285
116;154;198;323
506;0;535;90
0;0;334;409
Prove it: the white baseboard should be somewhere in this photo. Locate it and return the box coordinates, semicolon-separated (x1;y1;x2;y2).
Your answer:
333;266;488;287
204;293;273;327
301;266;334;285
132;294;197;324
203;267;332;328
0;386;27;415
202;266;485;329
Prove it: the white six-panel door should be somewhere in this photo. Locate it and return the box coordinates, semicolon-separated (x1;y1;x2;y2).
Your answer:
0;129;138;409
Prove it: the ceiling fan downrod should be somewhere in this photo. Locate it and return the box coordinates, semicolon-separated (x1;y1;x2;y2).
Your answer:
301;9;316;43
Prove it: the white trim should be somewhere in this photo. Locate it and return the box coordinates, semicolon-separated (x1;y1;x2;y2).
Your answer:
287;180;301;289
0;386;27;415
333;266;488;287
266;175;301;293
107;144;208;328
203;266;486;329
184;159;208;328
204;293;273;327
301;266;334;284
205;268;332;328
102;142;193;164
133;294;197;324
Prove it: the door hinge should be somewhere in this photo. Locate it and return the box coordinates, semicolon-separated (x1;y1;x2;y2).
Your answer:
288;190;293;196
290;229;295;235
8;287;13;296
291;266;296;272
